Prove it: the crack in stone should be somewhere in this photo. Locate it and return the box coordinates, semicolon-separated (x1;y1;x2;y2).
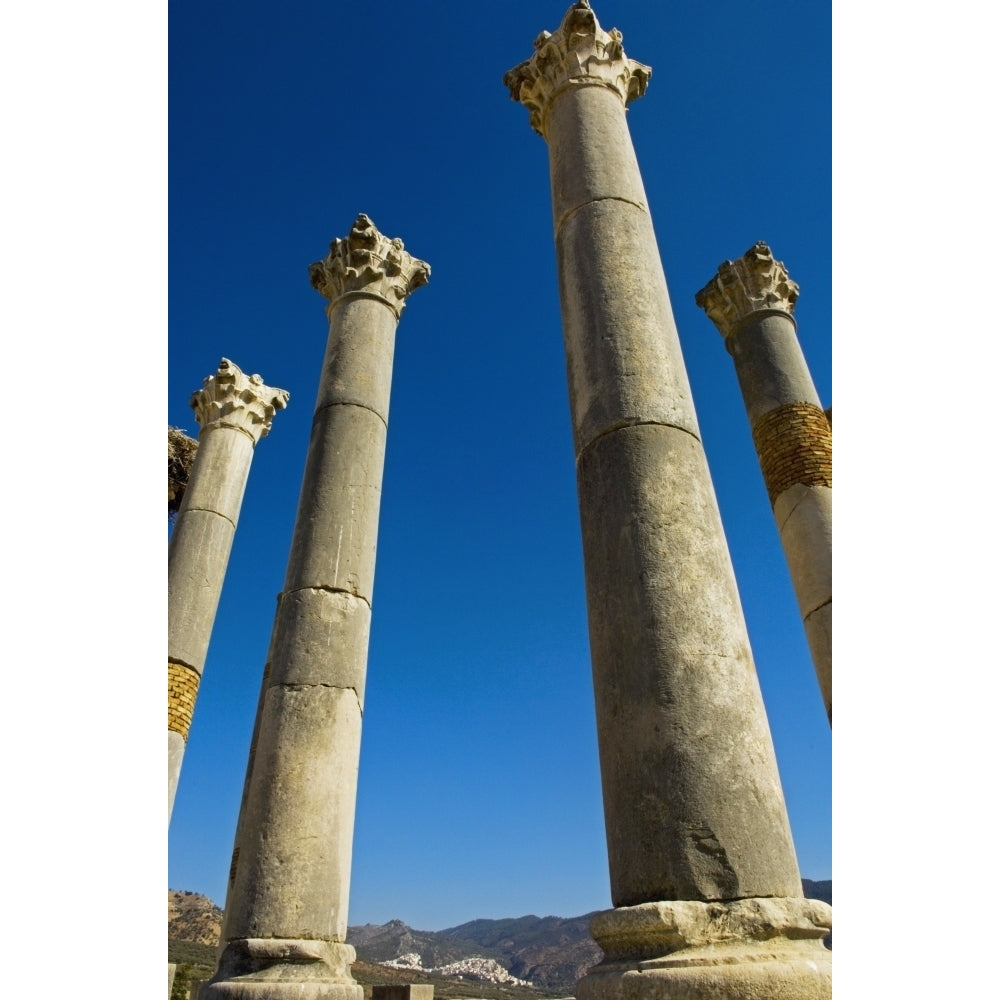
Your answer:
277;683;363;713
175;505;237;531
774;488;807;532
283;585;372;611
804;596;831;620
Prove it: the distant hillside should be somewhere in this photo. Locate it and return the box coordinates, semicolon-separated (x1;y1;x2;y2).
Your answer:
344;913;601;992
437;914;602;991
802;879;832;905
347;918;499;968
168;889;223;947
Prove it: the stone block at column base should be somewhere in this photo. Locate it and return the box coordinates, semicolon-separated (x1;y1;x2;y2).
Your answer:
200;939;363;1000
577;898;831;1000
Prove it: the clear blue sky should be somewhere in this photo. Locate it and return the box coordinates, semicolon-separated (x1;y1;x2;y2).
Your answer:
168;0;831;930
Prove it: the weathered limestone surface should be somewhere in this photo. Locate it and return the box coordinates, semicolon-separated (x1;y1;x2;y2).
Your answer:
578;425;802;902
506;4;829;997
697;243;832;723
204;215;428;1000
167;359;288;822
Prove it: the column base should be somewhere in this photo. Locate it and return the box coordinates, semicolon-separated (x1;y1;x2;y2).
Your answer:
578;898;832;1000
200;939;363;1000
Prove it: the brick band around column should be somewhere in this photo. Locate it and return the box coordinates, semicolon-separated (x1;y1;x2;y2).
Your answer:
168;660;201;740
751;402;833;506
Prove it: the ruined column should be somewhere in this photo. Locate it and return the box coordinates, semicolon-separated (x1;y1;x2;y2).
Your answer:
697;243;832;724
203;215;429;1000
168;358;288;823
504;5;830;997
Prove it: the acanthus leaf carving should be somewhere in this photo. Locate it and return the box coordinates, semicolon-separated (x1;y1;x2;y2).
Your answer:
695;241;800;339
190;358;289;444
308;213;430;317
504;1;651;137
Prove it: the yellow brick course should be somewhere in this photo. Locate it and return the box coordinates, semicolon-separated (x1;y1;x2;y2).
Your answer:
751;402;832;506
168;660;201;739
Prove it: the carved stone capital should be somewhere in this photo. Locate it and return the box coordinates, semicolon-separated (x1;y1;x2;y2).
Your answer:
695;241;800;339
309;214;430;317
190;358;289;444
504;1;651;137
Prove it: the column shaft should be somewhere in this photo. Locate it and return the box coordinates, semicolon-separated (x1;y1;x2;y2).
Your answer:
168;360;288;822
558;92;800;905
698;245;832;722
506;5;830;997
222;298;392;943
204;216;428;1000
514;8;801;911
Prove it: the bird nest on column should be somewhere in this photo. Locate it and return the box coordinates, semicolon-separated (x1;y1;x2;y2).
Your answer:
168;426;199;520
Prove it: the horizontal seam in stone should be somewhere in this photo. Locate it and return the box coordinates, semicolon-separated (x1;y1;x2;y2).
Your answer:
283;584;372;610
576;418;701;463
173;506;238;530
199;421;259;446
168;655;198;673
556;194;648;235
543;78;628;138
724;308;798;342
279;682;360;693
327;289;401;320
804;597;832;620
275;684;363;714
312;398;388;432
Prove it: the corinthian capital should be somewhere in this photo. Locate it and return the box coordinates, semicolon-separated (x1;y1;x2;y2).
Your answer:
695;242;800;339
504;1;651;137
190;358;289;444
309;214;430;317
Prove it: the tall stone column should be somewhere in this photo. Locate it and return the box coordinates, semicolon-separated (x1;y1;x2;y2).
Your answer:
504;5;831;998
697;243;832;724
168;358;288;823
203;215;429;1000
